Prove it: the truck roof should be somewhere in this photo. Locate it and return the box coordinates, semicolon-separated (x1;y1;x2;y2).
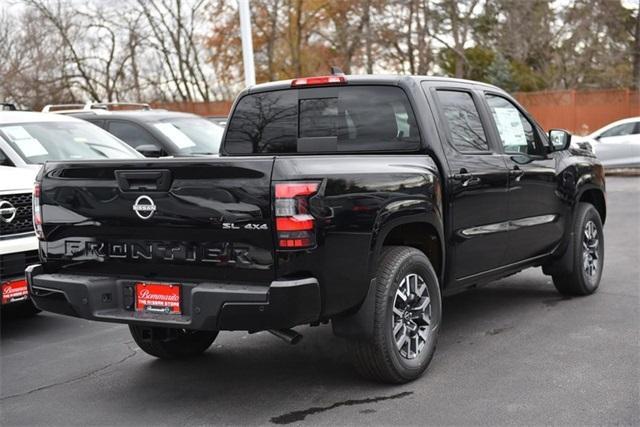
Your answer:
245;74;504;95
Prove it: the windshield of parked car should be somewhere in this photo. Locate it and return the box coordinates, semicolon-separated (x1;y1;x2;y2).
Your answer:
0;121;141;164
153;118;224;155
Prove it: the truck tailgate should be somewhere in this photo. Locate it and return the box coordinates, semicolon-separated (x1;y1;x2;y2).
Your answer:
38;158;276;283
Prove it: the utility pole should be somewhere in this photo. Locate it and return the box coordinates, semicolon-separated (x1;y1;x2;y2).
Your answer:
238;0;256;87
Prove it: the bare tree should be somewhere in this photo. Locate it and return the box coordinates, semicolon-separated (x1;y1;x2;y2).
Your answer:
632;1;640;89
137;0;217;101
0;8;75;109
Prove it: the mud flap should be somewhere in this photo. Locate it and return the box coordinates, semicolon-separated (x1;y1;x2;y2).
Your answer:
331;278;377;339
542;229;575;276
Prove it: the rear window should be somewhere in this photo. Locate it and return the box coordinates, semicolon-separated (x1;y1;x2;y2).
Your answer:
224;86;420;154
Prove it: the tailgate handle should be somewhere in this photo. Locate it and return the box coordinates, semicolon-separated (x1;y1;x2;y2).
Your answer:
115;170;172;192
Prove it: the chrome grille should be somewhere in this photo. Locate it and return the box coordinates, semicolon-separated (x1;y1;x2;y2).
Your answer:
0;193;33;237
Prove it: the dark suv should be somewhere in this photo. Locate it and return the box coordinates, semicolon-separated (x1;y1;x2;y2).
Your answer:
46;104;225;157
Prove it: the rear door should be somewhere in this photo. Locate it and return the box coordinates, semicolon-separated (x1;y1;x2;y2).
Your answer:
424;83;511;281
39;158;275;283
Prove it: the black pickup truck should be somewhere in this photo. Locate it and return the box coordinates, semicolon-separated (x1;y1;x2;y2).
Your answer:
27;75;605;383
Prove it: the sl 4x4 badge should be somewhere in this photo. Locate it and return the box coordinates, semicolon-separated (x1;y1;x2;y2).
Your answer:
223;222;268;230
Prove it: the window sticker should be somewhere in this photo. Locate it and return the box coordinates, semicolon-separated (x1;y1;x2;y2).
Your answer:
3;126;49;157
153;123;196;149
492;107;527;147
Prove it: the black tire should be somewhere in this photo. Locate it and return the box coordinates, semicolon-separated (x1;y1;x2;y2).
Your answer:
129;325;218;359
553;202;604;296
349;246;442;384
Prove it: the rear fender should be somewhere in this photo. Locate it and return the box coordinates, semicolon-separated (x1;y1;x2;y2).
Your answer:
332;198;443;339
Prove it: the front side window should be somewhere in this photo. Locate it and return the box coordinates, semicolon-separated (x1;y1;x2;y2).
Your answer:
486;94;541;155
0;121;141;164
225;85;420;154
436;90;489;152
599;122;637;139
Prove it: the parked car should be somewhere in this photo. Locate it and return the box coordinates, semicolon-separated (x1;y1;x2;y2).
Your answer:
573;117;640;168
207;116;227;127
0;112;142;169
45;103;225;157
28;75;605;384
0;112;141;315
1;165;39;316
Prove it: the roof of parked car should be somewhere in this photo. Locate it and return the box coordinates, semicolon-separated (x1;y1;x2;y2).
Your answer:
0;111;86;125
67;110;204;122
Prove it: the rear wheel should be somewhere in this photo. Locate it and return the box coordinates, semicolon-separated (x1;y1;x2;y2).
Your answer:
349;246;442;383
129;325;218;359
553;202;604;296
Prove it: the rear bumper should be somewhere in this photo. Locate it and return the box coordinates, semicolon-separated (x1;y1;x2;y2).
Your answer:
26;264;321;331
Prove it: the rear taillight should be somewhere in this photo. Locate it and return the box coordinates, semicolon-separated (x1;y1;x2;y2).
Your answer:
33;182;44;239
274;182;320;249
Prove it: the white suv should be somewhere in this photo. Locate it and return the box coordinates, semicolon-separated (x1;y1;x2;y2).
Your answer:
0;165;39;315
0;111;141;315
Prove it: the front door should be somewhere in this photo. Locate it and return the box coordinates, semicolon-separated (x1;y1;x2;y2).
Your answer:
482;93;565;264
429;87;511;281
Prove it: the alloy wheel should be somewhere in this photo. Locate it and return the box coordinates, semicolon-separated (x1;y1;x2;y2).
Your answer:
582;220;600;282
392;273;432;359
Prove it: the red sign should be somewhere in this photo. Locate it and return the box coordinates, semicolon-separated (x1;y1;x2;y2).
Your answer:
2;278;29;305
135;283;181;314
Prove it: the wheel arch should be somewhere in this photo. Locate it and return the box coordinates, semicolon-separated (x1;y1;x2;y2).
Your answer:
374;219;444;283
333;216;445;339
578;187;606;224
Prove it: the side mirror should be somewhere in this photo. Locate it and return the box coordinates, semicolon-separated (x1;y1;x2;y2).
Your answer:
548;129;572;151
135;144;164;157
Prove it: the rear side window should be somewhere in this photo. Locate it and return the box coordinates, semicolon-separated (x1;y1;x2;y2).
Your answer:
108;121;158;148
599;122;637;138
224;86;420;154
436;90;489;152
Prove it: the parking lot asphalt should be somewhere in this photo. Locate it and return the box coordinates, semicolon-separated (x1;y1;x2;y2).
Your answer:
1;177;638;426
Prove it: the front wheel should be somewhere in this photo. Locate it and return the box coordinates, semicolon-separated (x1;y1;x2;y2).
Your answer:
553;202;604;296
129;325;218;359
349;246;442;384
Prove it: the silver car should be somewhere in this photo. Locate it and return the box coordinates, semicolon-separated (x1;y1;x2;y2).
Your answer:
573;117;640;169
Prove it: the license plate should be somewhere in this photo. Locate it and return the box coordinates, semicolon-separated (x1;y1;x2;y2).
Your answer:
2;278;29;305
135;282;181;314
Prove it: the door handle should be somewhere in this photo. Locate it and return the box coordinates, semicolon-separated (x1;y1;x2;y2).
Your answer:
509;167;525;182
453;172;480;187
462;176;481;187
